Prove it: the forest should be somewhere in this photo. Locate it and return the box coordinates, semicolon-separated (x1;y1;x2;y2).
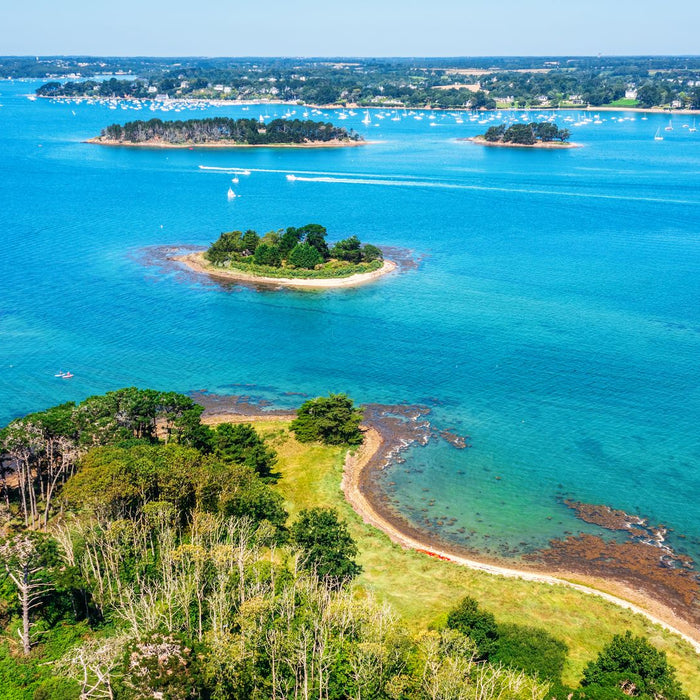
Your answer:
95;118;360;145
0;388;690;699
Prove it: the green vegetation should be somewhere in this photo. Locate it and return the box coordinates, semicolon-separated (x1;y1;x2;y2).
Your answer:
290;507;362;583
205;223;384;278
95;117;360;145
290;393;364;446
576;632;689;699
0;392;697;698
482;121;571;145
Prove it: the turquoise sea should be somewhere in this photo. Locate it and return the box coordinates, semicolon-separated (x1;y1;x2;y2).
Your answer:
1;80;699;563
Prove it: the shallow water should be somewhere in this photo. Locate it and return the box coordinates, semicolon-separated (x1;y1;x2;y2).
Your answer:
1;82;699;563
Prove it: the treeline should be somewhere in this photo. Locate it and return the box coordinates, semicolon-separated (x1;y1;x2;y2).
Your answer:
482;121;571;145
97;117;360;145
0;389;690;698
33;57;700;109
205;223;383;276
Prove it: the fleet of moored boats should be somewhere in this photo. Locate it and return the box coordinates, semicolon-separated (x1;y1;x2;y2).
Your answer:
34;95;698;201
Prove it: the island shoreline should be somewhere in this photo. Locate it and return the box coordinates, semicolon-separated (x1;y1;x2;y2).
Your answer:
86;137;367;149
465;136;582;149
174;251;397;289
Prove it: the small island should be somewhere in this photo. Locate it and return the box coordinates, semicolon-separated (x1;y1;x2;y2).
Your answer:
177;223;396;288
88;117;364;148
469;121;578;148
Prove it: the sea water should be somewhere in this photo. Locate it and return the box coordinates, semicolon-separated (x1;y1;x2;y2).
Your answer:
1;80;699;562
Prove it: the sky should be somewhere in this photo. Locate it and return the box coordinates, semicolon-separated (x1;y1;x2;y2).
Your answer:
1;0;699;57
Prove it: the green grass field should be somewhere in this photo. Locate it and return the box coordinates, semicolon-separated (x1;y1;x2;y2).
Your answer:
255;421;700;693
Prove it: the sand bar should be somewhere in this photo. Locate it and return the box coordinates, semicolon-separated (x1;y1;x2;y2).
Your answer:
175;251;396;289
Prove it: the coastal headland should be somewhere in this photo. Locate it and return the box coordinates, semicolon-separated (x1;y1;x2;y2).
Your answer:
175;250;397;289
192;393;700;653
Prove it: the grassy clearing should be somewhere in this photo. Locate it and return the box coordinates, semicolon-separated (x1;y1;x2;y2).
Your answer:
256;421;700;693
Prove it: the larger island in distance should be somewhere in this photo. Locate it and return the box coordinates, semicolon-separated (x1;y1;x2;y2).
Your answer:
88;117;364;148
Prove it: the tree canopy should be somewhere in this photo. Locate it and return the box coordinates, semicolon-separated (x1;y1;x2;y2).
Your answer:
96;117;361;145
577;631;689;700
290;394;364;446
205;223;383;275
482;121;571;145
290;507;362;583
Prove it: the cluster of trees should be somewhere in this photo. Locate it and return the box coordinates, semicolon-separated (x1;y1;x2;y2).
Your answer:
97;117;359;145
482;121;571;145
445;597;688;699
205;224;383;272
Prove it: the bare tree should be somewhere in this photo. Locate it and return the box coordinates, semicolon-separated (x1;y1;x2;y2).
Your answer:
0;535;53;655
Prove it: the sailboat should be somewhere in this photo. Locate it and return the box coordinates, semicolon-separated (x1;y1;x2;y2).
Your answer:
362;110;371;126
690;119;697;133
227;187;236;200
654;128;663;141
664;119;673;131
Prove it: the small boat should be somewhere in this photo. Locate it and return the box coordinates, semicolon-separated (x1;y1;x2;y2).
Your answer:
54;371;66;377
286;174;296;181
62;372;74;379
231;176;239;184
227;187;236;200
654;128;663;141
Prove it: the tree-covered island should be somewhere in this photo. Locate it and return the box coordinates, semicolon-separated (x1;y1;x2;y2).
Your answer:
470;121;576;148
177;223;395;288
88;117;363;147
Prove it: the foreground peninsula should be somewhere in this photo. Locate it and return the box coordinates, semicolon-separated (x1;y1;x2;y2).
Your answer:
470;121;579;148
88;117;363;147
177;223;396;288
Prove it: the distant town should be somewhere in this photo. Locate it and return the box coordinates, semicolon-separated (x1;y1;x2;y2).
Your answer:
3;55;698;110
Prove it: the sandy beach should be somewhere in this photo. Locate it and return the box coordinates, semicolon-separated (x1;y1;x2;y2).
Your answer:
174;251;397;289
342;426;700;652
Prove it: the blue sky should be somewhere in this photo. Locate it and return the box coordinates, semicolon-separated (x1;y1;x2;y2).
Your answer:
2;0;699;56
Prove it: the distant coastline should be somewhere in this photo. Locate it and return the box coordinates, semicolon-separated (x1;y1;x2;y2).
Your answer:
40;95;700;115
175;251;397;289
466;135;581;149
